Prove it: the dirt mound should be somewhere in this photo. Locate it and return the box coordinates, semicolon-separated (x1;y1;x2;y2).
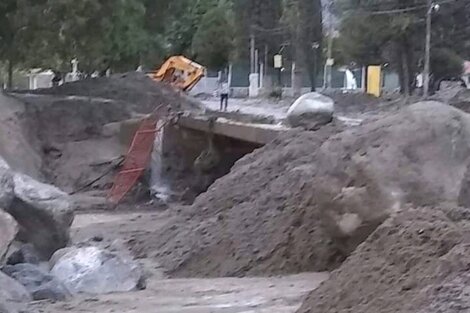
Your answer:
28;72;202;113
7;73;203;194
143;101;470;278
447;88;470;113
0;93;42;179
327;91;403;115
297;206;470;313
434;81;466;104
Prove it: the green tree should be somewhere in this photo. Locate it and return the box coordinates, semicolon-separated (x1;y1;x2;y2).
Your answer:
164;0;219;57
192;3;234;69
0;0;150;78
43;0;148;73
282;0;323;91
232;0;283;60
336;0;470;94
0;0;48;87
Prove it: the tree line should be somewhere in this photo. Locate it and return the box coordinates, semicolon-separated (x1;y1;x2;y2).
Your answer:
337;0;470;93
0;0;324;88
1;0;467;93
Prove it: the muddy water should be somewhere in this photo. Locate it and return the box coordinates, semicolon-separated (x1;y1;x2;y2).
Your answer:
31;272;328;313
30;211;329;313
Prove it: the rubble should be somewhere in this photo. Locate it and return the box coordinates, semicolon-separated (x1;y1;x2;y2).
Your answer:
51;246;145;295
6;244;41;266
0;211;18;263
297;206;470;313
0;158;14;209
148;102;470;277
7;173;74;259
0;270;31;305
2;264;71;301
3;71;470;313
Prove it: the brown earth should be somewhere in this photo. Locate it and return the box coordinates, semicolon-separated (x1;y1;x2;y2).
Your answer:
0;92;42;179
137;101;470;278
26;72;202;113
29;211;328;313
297;206;470;313
5;77;470;312
447;88;470;114
4;73;202;196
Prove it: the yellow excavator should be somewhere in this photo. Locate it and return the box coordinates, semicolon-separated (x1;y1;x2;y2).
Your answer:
150;56;206;92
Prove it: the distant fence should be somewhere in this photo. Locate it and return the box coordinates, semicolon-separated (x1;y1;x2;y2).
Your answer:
190;63;400;97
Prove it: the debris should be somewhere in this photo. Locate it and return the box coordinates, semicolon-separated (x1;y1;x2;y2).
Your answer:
2;264;70;301
0;270;31;304
7;173;74;259
296;206;470;313
28;72;203;113
150;102;470;278
0;158;14;210
7;244;41;266
0;211;17;263
51;246;144;294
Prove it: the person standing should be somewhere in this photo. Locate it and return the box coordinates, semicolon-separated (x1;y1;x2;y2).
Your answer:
416;72;424;96
219;81;229;111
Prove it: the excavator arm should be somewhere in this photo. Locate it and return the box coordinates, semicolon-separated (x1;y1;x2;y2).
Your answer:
150;56;206;92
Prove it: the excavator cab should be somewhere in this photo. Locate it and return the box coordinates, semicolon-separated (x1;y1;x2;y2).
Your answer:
150;56;206;92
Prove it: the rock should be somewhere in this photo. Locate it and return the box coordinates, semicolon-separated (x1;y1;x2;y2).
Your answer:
49;247;73;268
0;211;18;263
51;246;144;294
0;301;28;313
2;264;70;301
7;244;40;266
91;235;103;242
0;158;14;210
0;271;31;304
6;173;75;259
287;92;334;130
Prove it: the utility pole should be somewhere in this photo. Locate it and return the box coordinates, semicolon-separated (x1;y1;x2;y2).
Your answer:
323;1;334;89
423;0;433;98
250;33;256;74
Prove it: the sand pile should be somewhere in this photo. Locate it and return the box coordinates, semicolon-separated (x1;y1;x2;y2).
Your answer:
297;206;470;313
143;101;470;277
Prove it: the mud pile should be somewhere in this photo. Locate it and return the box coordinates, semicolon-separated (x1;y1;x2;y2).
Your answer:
5;73;202;195
297;206;470;313
328;91;395;114
145;101;470;277
29;72;202;113
447;88;470;114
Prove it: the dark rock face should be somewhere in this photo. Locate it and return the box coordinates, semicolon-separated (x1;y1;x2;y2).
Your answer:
2;264;70;301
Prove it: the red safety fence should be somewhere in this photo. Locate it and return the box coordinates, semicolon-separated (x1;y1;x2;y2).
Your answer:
108;114;160;204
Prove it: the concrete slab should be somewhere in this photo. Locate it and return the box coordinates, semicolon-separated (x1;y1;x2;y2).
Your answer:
177;115;288;145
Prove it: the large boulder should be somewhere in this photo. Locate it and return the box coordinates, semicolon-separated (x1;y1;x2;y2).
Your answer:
6;173;74;259
287;92;334;130
2;264;70;301
0;158;14;209
0;211;18;263
51;246;144;294
0;271;31;304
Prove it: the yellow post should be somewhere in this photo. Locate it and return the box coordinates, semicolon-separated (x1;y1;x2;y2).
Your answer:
367;66;382;97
